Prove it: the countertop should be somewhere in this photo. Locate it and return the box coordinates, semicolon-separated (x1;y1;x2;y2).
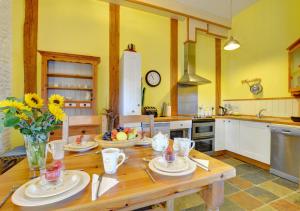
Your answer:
154;116;193;122
215;115;300;126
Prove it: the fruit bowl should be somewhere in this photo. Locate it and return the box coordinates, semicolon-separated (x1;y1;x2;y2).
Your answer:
94;127;142;148
94;135;141;148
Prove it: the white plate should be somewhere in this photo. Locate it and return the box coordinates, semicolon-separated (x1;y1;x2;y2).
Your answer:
64;142;98;152
153;157;190;173
135;137;152;146
149;158;196;177
25;171;80;198
65;141;97;149
12;170;90;207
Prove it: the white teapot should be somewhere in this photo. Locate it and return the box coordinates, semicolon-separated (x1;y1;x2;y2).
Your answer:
152;132;169;152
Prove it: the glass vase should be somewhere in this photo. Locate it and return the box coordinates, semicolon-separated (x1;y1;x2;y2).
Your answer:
24;134;49;171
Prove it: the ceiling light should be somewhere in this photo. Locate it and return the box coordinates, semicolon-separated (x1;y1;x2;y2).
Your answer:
224;36;240;51
224;0;240;51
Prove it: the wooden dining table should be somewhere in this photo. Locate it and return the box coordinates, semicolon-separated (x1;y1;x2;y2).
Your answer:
0;144;236;211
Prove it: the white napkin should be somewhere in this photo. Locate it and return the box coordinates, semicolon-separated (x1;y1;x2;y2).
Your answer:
91;174;119;201
191;158;210;171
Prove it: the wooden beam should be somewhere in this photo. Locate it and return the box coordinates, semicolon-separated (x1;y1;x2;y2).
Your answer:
109;4;120;114
24;0;38;94
170;19;178;116
215;38;221;115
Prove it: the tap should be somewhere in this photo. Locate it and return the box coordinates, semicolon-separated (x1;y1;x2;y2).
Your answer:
257;109;266;118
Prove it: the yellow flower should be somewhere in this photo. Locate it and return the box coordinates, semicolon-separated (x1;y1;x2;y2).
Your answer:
25;93;44;109
48;104;65;121
0;100;31;112
48;94;64;108
16;113;29;120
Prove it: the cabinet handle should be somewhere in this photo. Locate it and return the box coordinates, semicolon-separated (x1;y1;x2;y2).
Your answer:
81;130;86;134
137;104;140;106
131;110;135;113
180;124;183;126
50;132;54;135
266;125;270;128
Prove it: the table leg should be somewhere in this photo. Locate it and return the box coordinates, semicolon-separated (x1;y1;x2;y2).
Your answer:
201;181;224;211
166;199;174;211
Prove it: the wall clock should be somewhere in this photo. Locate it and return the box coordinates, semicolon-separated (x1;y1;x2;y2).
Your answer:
145;70;161;87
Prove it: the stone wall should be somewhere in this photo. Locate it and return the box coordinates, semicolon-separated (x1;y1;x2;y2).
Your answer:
0;0;12;154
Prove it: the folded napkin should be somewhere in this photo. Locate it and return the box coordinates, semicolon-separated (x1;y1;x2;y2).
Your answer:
190;158;210;171
91;174;119;201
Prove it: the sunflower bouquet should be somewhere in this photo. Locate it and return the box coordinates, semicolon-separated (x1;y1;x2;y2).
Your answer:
0;93;65;170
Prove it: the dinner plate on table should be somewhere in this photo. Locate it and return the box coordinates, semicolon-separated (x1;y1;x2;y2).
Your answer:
153;157;190;173
149;158;196;177
64;137;99;152
25;171;81;198
11;170;90;207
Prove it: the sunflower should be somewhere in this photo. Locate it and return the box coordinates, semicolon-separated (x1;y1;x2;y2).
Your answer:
48;94;64;108
0;100;31;112
48;104;65;121
25;93;44;109
16;113;29;120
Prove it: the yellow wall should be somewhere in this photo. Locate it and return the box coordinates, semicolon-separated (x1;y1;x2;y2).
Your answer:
222;0;300;100
120;6;170;114
38;0;110;112
196;33;216;110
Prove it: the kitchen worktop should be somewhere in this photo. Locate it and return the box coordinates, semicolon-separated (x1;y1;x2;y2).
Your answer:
154;116;193;122
215;115;300;126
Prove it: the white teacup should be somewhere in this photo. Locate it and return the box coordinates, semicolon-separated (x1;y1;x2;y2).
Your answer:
102;148;126;174
174;138;195;157
47;140;65;160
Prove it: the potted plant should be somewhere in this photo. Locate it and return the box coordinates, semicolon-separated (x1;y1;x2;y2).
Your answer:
0;93;65;171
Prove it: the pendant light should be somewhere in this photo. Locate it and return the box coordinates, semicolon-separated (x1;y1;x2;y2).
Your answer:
224;0;240;51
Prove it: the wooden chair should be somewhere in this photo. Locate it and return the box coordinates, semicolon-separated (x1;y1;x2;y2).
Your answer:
119;115;154;137
62;115;107;141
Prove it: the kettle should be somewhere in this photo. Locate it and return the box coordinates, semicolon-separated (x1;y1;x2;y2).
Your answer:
152;132;169;152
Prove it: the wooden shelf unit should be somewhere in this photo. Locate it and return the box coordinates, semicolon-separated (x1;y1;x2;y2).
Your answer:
287;38;300;96
39;51;100;115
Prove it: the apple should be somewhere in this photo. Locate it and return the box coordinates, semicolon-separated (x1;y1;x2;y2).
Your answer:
116;132;127;141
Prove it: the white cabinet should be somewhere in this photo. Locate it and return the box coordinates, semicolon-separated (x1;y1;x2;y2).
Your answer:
214;118;271;165
119;51;142;116
215;119;226;151
225;119;240;153
239;121;271;164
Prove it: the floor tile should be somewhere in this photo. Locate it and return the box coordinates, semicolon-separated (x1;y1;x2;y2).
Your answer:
228;191;263;210
235;163;261;176
257;170;278;180
284;192;300;206
270;199;300;211
174;193;204;211
272;177;299;191
245;186;279;203
222;158;245;167
183;204;206;211
254;205;277;211
220;198;245;211
224;182;240;195
241;172;270;185
259;181;294;197
228;176;253;190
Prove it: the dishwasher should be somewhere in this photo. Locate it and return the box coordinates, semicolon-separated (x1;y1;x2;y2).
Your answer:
270;124;300;183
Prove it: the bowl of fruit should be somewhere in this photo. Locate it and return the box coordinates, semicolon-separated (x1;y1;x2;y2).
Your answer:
95;127;141;148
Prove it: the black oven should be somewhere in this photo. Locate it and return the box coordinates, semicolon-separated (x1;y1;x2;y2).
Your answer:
192;118;215;154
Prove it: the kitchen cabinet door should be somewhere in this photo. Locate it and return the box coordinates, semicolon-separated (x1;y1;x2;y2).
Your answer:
215;119;226;151
225;119;240;153
239;121;271;164
119;51;142;115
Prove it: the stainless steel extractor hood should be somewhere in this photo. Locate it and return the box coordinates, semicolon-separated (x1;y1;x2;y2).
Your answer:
178;42;211;86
